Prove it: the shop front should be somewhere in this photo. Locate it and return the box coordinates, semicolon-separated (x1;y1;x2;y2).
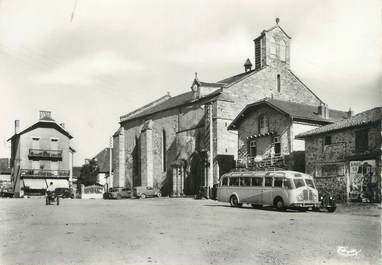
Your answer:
349;159;380;203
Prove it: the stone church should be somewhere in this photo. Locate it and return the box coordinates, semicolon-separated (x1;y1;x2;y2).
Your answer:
112;20;344;196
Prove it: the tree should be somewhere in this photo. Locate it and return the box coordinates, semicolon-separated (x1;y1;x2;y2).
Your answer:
78;159;99;188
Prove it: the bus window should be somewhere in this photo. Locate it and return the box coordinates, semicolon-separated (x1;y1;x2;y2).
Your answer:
240;177;251;186
274;177;283;188
265;177;273;187
283;178;293;189
293;179;305;188
305;179;315;189
252;177;263;187
229;177;239;186
222;178;228;186
274;172;285;178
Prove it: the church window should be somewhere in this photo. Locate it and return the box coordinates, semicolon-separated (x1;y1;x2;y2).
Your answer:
133;136;141;185
277;74;281;92
162;130;167;172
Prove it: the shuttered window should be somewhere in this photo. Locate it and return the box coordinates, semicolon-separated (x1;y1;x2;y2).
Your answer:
355;130;368;151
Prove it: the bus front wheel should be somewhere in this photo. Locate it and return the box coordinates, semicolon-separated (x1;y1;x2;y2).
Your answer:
230;195;239;207
274;198;285;211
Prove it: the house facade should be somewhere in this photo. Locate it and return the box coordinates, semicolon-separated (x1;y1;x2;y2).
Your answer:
0;158;11;188
296;107;382;203
228;98;347;170
8;111;75;197
92;147;113;191
113;20;336;196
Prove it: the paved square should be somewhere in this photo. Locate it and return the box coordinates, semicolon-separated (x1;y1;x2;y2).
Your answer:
0;198;380;265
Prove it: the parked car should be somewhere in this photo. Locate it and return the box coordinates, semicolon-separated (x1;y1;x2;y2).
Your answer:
104;187;132;199
0;185;14;198
133;186;161;199
54;188;74;199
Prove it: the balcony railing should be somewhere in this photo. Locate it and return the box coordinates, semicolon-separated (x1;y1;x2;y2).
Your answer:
28;149;63;160
20;169;70;178
236;155;286;170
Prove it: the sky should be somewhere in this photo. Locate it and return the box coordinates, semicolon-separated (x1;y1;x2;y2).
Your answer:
0;0;380;166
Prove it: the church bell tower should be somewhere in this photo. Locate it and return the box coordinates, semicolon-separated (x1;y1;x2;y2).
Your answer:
253;18;291;70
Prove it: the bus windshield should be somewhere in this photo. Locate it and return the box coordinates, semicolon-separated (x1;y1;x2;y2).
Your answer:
305;179;316;189
293;179;305;188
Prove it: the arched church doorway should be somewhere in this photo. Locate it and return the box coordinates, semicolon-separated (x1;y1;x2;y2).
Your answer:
184;152;204;195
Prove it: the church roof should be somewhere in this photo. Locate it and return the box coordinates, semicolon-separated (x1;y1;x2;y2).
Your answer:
120;88;232;123
218;68;259;85
296;107;382;138
198;81;224;88
120;92;195;123
228;98;348;130
254;23;292;41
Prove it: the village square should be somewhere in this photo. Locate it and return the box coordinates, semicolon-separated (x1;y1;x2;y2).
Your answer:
0;1;380;265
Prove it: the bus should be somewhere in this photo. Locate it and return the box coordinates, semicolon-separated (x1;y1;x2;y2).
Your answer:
217;170;320;211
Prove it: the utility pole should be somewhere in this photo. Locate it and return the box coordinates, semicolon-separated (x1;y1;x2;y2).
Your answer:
208;103;213;198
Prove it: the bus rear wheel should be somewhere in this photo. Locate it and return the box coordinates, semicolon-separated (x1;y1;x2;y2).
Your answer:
230;195;239;207
274;198;285;211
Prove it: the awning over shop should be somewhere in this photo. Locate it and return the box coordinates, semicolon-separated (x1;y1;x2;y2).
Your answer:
46;179;69;189
23;179;47;189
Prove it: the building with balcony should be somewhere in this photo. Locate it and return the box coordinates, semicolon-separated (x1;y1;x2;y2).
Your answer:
228;98;348;170
7;111;75;197
296;107;381;203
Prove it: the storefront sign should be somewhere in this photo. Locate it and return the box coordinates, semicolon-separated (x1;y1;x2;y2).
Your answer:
349;160;377;202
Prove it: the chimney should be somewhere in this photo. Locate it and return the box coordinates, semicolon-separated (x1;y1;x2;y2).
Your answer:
318;103;329;119
244;58;252;72
347;107;353;118
39;110;52;120
60;123;65;128
14;120;20;134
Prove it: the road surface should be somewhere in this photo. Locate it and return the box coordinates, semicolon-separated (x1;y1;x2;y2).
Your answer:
0;198;380;265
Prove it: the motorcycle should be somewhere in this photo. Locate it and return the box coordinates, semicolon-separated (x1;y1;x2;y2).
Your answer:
318;193;336;212
45;191;60;206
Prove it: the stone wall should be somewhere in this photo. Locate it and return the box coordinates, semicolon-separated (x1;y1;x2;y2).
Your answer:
225;65;322;113
305;125;381;175
236;106;290;160
304;122;381;202
115;100;207;195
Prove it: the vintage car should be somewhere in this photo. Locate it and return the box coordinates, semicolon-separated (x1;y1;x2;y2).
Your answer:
0;185;14;198
133;186;161;199
104;187;132;199
54;188;74;199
